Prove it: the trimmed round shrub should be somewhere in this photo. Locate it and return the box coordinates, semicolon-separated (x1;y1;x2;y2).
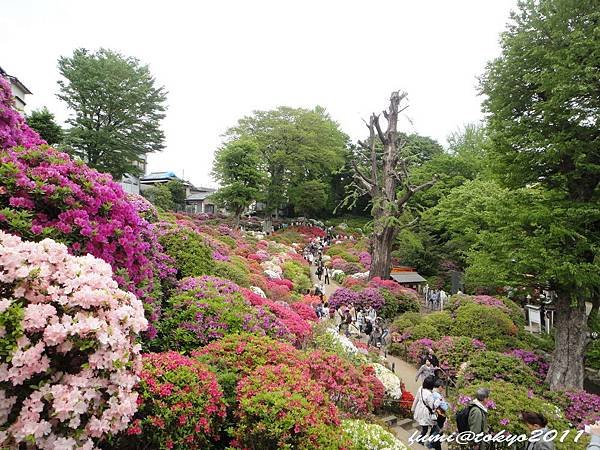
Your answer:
391;312;423;333
158;226;214;279
459;350;539;387
213;259;250;287
378;288;420;320
0;146;175;330
114;352;226;450
232;364;346;450
0;231;147;449
434;336;486;377
421;311;453;335
329;287;384;311
451;302;517;350
342;419;407;450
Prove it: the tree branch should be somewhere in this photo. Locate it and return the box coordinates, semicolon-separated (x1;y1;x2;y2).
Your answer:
351;160;375;191
373;114;387;145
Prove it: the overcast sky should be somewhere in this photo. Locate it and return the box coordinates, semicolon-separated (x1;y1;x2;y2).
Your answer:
2;0;516;188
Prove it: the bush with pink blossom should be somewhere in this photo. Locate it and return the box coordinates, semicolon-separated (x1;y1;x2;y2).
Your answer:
156;276;292;352
0;76;45;150
113;352;226;450
0;231;147;449
0;145;176;332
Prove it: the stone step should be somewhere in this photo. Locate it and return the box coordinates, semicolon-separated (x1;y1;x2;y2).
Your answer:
391;425;428;450
396;417;415;430
381;415;398;427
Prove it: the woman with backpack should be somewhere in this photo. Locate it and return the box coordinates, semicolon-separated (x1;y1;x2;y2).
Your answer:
521;411;555;450
411;376;437;440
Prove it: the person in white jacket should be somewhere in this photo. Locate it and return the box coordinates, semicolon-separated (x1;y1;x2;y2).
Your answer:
411;376;437;439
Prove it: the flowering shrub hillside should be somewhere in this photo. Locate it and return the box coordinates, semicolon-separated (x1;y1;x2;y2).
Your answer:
156;276;291;352
0;231;147;449
0;146;175;332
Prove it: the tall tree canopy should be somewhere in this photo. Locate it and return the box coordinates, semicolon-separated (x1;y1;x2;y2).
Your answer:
211;140;266;225
480;0;600;389
26;107;63;145
57;48;167;179
224;106;348;216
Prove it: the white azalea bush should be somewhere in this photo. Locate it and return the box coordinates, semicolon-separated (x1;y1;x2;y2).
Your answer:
371;363;403;400
350;271;369;280
0;231;147;449
343;419;408;450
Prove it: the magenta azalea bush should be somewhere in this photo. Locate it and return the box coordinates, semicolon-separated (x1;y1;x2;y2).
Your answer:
0;77;44;150
563;390;600;428
505;349;550;380
0;146;176;334
0;231;147;449
328;287;385;311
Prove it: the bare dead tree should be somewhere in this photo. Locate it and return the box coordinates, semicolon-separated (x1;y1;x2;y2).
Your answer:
351;91;436;280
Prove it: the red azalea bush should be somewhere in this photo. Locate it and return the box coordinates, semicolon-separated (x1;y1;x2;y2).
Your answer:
231;364;346;450
306;351;384;416
342;277;368;290
240;289;311;344
269;278;294;290
265;280;291;302
0;146;175;335
116;352;226;450
290;302;318;322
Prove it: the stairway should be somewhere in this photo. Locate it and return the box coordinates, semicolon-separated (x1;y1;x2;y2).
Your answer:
381;415;429;449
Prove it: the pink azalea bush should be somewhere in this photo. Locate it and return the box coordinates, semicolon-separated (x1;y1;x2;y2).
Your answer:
0;76;44;150
0;231;147;449
0;146;176;334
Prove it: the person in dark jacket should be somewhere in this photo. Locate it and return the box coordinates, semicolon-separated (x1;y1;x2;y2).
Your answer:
468;388;490;450
522;411;555;450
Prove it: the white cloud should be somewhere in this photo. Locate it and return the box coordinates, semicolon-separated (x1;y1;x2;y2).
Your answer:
1;0;516;187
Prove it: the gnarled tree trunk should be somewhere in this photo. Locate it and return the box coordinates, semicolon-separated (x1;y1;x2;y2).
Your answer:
546;296;587;390
350;91;436;281
369;225;398;279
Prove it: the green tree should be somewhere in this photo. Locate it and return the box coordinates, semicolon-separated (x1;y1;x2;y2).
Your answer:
289;180;328;217
142;184;175;211
57;48;167;179
164;180;187;211
480;0;600;389
211;140;265;225
225;106;348;216
25;107;63;145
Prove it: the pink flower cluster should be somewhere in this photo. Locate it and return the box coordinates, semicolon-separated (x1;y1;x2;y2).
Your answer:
0;146;176;330
0;231;147;449
0;76;45;150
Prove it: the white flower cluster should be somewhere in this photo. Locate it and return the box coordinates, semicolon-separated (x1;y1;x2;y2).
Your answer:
250;286;267;298
371;363;403;400
342;419;408;450
350;271;370;280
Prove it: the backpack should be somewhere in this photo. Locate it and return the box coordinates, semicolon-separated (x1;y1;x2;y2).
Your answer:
455;405;474;433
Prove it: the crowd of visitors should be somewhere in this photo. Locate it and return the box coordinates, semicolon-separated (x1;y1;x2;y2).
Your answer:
423;284;448;311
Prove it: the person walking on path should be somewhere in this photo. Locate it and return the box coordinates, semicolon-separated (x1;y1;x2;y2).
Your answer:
412;376;437;440
427;379;448;450
468;388;491;450
324;266;330;285
415;359;436;384
521;411;555;450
